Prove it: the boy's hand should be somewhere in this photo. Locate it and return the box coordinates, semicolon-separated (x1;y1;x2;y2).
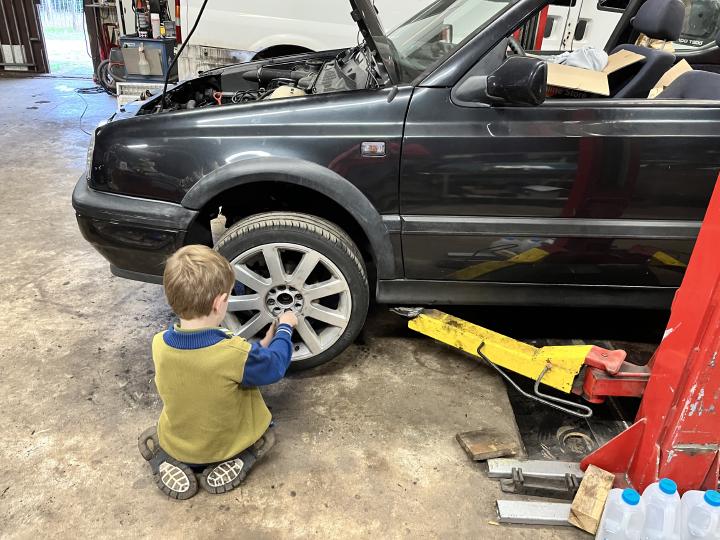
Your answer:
260;320;276;348
278;310;298;328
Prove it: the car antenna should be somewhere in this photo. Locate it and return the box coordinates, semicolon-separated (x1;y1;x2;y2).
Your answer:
159;0;211;111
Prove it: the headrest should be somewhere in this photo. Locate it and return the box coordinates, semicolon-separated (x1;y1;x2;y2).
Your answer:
632;0;685;41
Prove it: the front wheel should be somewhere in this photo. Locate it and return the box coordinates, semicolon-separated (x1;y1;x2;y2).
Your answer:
215;212;369;370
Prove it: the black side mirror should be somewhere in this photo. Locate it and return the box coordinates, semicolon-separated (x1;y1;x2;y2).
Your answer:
454;56;548;107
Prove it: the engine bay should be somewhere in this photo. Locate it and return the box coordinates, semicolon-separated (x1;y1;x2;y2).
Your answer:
146;45;380;113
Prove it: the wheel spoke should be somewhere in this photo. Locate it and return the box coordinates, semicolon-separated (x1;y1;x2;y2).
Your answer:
305;304;348;328
228;242;354;362
233;263;270;292
236;312;272;338
303;279;348;301
263;246;286;283
289;251;320;288
227;294;263;312
296;317;323;354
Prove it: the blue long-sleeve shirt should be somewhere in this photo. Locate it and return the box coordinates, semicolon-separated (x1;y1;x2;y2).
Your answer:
160;322;294;386
242;323;294;386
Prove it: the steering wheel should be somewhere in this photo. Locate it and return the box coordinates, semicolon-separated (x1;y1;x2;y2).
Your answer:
507;36;527;57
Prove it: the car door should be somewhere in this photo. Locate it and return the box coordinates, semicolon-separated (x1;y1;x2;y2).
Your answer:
399;77;720;293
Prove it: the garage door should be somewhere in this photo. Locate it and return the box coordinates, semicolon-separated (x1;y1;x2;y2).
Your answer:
0;0;49;73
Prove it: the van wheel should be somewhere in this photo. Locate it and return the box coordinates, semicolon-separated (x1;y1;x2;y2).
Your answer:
215;212;369;370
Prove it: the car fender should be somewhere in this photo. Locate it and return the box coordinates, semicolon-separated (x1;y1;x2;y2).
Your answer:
181;156;399;279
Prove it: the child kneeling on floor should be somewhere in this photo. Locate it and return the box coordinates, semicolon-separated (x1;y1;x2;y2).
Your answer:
138;245;298;499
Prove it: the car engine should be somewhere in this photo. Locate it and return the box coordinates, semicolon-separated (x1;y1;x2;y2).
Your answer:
148;45;377;113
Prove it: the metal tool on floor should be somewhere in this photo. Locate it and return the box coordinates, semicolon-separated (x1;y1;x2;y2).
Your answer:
501;467;581;499
487;458;584;499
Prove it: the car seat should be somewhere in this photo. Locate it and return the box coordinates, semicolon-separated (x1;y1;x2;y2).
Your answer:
609;0;685;98
657;33;720;99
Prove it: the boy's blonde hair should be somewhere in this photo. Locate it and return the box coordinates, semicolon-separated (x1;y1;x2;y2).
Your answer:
163;245;235;319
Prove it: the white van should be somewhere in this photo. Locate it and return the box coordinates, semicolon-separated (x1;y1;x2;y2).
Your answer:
116;0;720;79
115;0;435;79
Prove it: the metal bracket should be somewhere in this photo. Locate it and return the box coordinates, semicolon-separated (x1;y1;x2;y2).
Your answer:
496;500;572;526
500;467;580;499
487;458;584;480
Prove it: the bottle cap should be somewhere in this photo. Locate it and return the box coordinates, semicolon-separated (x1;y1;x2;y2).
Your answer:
704;490;720;507
659;478;677;495
622;488;641;506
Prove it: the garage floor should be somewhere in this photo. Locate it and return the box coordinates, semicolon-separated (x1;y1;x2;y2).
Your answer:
1;75;593;538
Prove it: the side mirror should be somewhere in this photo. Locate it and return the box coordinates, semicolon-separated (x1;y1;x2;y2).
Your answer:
454;56;547;107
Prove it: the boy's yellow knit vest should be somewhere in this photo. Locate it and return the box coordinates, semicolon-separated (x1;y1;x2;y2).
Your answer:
152;331;271;463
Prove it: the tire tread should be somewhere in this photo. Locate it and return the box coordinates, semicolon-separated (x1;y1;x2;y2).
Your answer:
216;212;367;285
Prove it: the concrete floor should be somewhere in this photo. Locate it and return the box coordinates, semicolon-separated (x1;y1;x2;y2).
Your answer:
0;75;589;538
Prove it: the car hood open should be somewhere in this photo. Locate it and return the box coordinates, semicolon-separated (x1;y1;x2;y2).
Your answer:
349;0;400;84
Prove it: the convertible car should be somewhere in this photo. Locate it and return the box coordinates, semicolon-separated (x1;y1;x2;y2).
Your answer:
73;0;720;368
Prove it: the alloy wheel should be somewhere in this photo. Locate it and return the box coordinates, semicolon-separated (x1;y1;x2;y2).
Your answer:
223;242;352;361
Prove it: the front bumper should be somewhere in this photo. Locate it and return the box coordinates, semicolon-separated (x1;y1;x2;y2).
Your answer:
72;176;199;283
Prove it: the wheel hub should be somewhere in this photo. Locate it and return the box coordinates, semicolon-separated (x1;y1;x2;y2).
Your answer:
265;285;304;316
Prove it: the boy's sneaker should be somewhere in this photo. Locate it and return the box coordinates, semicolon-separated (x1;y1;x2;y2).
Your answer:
252;428;276;460
137;426;160;461
138;426;198;500
199;428;276;494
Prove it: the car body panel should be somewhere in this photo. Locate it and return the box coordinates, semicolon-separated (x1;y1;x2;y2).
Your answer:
72;177;195;279
90;86;411;214
400;87;720;285
181;155;406;279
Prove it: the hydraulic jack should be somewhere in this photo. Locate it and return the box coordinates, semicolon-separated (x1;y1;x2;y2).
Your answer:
408;309;645;417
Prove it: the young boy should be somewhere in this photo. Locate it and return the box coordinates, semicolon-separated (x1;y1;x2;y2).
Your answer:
138;244;298;499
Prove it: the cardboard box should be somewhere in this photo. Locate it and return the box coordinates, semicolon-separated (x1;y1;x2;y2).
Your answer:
648;59;693;98
547;49;645;97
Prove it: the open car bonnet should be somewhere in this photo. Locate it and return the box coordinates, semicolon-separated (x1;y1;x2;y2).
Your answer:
349;0;400;84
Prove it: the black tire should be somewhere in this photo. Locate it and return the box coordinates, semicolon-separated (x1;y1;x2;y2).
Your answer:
215;212;369;370
95;59;116;95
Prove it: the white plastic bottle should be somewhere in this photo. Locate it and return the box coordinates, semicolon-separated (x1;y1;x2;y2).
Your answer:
597;488;646;540
681;490;720;539
642;478;683;540
138;45;151;76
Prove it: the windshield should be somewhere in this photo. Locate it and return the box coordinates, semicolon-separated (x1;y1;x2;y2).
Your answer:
384;0;515;82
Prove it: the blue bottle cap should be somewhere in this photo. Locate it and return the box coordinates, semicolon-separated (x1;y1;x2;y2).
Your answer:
704;490;720;507
659;478;677;495
622;488;641;506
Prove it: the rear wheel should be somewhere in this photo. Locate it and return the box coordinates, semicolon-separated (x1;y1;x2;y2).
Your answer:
215;212;369;370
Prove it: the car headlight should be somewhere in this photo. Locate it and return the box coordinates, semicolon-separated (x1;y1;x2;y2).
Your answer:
85;120;107;181
85;130;96;181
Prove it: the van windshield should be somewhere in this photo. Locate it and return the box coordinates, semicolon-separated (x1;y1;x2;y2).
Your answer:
386;0;515;82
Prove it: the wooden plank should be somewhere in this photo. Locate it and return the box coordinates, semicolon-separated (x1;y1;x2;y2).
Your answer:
568;464;615;534
456;428;520;461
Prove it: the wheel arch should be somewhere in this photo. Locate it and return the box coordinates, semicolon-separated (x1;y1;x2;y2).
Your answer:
181;157;400;280
251;44;314;60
